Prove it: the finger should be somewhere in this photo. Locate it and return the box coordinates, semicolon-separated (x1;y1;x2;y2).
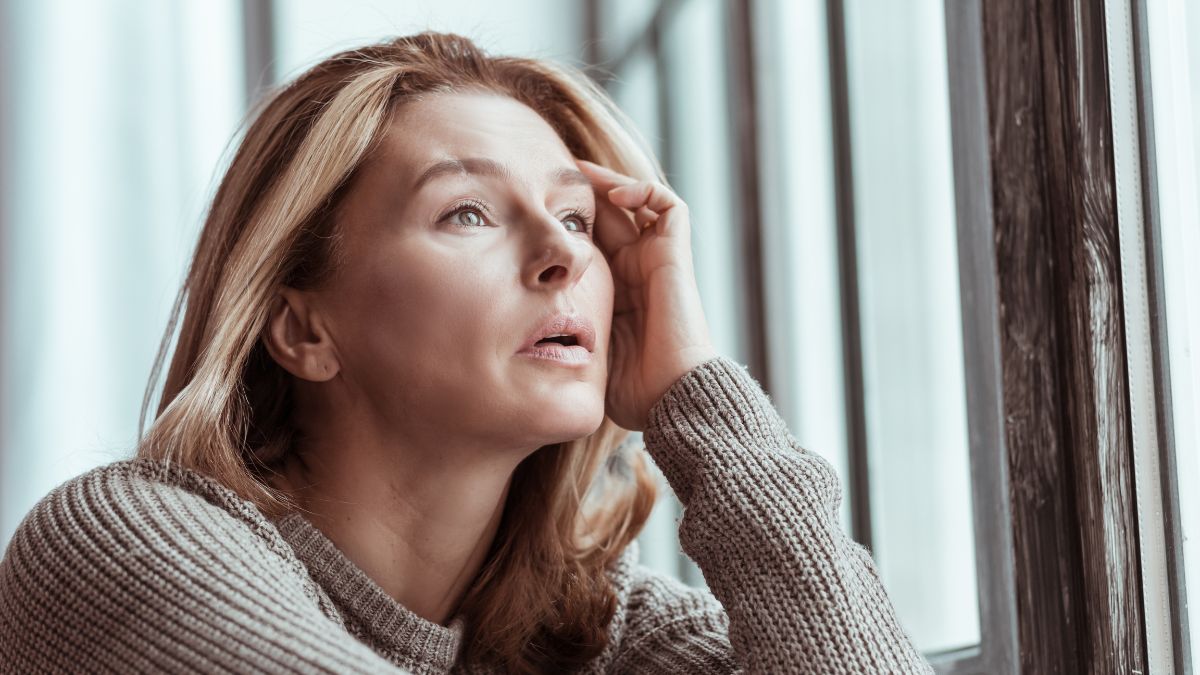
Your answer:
607;180;684;217
633;206;658;231
577;160;683;232
612;184;690;240
654;203;690;238
593;194;640;254
576;157;636;182
576;158;637;192
577;159;686;241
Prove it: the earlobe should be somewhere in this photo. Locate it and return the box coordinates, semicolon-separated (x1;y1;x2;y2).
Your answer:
263;286;340;382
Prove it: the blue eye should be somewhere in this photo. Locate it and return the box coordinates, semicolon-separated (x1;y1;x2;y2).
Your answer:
444;199;490;228
444;200;593;234
562;209;594;234
455;209;485;227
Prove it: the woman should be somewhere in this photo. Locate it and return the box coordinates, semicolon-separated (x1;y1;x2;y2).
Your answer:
0;32;931;674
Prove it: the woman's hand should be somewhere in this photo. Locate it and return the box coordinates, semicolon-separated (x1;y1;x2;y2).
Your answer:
576;158;718;431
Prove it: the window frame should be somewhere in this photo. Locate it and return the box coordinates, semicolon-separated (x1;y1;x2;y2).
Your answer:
1131;0;1192;670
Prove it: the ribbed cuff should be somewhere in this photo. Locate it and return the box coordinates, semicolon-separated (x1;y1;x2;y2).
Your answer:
640;355;835;508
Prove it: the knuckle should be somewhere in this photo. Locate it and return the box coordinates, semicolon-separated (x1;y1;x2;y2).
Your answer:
651;181;684;204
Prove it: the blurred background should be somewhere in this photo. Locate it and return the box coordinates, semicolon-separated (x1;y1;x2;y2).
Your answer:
0;0;1196;671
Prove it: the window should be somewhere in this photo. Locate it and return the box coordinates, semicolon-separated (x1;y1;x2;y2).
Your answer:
589;0;1197;671
0;0;245;546
594;0;747;586
1139;0;1200;668
589;0;986;665
0;0;587;558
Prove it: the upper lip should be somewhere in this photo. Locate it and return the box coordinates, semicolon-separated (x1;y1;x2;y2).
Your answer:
520;312;597;353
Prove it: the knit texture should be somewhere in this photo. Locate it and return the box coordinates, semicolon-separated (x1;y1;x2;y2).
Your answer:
0;356;932;673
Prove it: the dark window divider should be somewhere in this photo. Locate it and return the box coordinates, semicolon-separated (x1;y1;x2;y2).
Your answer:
824;0;873;554
939;0;1021;672
241;0;276;107
725;0;771;391
584;0;770;390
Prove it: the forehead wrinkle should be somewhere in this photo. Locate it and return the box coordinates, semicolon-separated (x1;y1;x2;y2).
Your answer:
412;157;592;194
411;157;511;192
551;167;593;189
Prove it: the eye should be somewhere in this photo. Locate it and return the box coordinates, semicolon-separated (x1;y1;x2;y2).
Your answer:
561;209;594;234
455;209;485;228
443;199;491;228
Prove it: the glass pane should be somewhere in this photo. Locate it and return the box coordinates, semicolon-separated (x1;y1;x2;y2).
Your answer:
596;0;661;65
660;0;744;373
271;0;585;77
605;50;681;580
606;49;662;161
843;0;981;653
658;0;741;587
608;0;745;588
0;0;245;548
752;0;852;536
1144;0;1200;660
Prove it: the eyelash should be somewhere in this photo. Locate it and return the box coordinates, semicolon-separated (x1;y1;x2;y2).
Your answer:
443;198;594;234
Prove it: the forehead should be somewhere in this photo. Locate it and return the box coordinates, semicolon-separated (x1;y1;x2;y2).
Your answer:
377;91;575;183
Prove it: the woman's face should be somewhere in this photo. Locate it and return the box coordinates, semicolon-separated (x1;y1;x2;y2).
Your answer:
309;91;614;452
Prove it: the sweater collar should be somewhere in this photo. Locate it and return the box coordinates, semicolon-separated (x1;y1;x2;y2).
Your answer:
273;511;466;673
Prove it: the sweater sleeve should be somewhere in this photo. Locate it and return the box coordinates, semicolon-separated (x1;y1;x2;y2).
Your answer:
621;355;933;674
0;462;411;674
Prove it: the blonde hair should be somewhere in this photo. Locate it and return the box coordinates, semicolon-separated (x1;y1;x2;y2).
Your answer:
136;32;664;673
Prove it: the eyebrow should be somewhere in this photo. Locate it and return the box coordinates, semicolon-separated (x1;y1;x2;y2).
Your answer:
412;157;592;192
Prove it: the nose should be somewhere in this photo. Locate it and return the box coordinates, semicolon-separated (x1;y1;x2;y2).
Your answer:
522;215;593;289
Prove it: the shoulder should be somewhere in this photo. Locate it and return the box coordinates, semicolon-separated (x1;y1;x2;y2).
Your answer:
2;457;302;569
0;458;330;670
599;540;737;674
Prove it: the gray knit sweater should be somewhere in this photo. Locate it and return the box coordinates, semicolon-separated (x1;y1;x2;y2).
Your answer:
0;356;932;673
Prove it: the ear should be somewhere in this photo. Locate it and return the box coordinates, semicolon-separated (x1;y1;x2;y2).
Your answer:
262;285;340;382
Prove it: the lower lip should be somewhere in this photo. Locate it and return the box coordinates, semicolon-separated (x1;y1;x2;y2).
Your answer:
518;343;592;365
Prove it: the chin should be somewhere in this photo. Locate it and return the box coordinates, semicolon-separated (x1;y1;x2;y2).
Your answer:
539;404;606;444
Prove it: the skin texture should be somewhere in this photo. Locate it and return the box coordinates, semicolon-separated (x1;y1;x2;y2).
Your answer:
262;91;715;626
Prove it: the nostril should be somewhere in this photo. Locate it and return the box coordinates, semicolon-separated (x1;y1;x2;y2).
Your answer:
538;265;567;283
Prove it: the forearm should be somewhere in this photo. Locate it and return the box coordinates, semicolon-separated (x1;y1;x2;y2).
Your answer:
641;356;932;674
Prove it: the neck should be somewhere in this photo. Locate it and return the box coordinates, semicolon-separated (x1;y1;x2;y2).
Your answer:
274;425;527;626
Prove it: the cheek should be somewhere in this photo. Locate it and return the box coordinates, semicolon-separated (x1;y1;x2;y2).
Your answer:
587;255;616;342
333;247;507;378
395;259;501;340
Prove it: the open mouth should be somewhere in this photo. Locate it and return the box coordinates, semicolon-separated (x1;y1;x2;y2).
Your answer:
536;334;580;347
520;312;596;364
522;331;591;365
